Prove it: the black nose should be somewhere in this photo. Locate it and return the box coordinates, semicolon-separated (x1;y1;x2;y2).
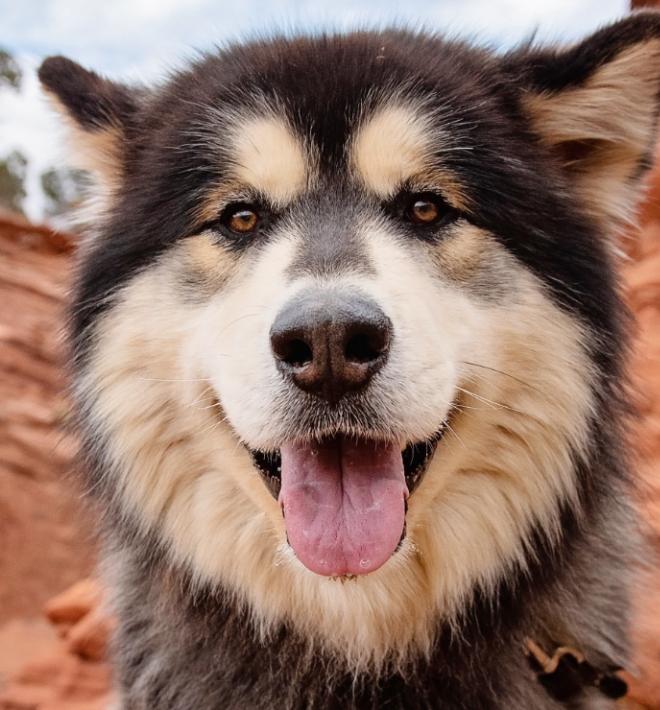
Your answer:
270;290;392;403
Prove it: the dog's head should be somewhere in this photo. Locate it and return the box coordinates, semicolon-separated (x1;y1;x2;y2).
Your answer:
41;15;660;666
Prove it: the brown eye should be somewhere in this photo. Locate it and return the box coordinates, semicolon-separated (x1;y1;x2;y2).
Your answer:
406;195;442;225
224;205;259;234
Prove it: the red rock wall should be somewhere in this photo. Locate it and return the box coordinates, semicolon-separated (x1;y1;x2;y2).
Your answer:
0;212;96;705
0;212;94;624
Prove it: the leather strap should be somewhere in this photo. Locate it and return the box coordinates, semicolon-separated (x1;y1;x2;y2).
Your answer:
524;638;628;702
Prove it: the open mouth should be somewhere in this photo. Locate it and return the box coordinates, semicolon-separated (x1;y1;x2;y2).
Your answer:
250;432;443;500
249;423;448;578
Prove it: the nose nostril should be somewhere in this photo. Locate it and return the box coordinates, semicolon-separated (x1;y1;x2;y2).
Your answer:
276;337;313;368
344;329;387;365
271;292;392;400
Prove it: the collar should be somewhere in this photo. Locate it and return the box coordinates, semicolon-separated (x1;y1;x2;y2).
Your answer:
524;638;628;703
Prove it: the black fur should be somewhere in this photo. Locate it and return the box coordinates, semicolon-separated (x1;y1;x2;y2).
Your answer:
39;55;138;131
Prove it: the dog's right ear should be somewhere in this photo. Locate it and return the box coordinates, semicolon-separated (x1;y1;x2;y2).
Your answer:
505;12;660;232
39;56;139;188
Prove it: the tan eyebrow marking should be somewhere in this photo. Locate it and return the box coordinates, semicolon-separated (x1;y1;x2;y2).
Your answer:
229;114;308;206
195;114;310;228
352;104;433;198
351;103;469;210
195;180;243;227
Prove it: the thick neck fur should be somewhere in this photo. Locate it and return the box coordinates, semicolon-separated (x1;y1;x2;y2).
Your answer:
105;435;634;710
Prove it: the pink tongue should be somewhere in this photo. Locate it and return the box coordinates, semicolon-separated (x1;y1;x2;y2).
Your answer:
279;437;407;576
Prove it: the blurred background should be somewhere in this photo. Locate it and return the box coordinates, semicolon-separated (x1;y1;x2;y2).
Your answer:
0;1;659;708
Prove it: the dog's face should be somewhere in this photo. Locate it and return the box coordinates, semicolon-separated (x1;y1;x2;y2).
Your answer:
41;18;660;667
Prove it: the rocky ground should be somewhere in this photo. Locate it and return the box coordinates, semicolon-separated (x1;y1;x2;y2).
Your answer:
0;175;659;709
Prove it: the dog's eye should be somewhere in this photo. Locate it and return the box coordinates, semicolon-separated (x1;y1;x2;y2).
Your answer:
405;194;443;225
221;204;260;234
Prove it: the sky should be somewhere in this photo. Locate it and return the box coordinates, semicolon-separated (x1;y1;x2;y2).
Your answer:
0;0;629;220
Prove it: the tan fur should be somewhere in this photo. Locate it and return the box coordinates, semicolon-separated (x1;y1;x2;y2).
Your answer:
176;232;239;293
227;114;310;206
525;40;660;228
194;180;246;226
80;217;593;671
42;89;122;195
430;221;492;283
351;103;468;209
413;167;470;211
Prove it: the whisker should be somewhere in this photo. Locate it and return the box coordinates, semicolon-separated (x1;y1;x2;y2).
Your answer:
197;411;232;437
189;399;225;412
216;310;266;338
138;377;212;383
185;386;219;410
456;386;524;415
460;361;541;393
453;402;499;412
446;422;467;450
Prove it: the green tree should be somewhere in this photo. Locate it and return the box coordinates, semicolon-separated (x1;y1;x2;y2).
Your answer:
0;48;22;91
0;150;28;215
40;167;87;218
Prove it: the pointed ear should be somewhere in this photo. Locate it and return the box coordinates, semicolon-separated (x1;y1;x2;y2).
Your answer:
507;12;660;230
38;56;139;190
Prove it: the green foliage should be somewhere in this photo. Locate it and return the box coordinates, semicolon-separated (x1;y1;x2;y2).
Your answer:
40;167;88;217
0;48;22;91
0;150;28;215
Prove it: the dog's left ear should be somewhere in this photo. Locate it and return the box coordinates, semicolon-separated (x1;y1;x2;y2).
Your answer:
38;56;140;191
506;12;660;229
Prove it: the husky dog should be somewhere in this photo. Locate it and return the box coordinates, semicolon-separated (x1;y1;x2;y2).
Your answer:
39;12;660;709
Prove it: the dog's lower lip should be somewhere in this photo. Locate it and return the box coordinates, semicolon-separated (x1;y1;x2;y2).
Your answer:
248;425;448;501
